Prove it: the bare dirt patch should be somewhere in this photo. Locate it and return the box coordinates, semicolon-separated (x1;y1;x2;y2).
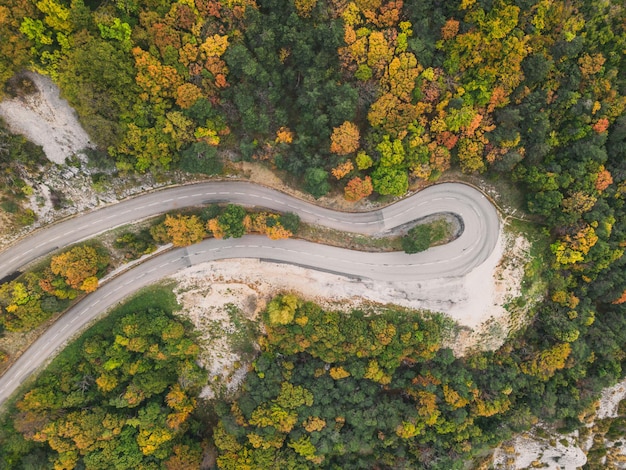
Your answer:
596;379;626;421
0;72;93;165
452;232;533;354
492;430;586;469
173;276;262;400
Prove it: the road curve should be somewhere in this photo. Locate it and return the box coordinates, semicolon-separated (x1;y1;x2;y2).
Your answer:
0;182;499;406
0;182;496;279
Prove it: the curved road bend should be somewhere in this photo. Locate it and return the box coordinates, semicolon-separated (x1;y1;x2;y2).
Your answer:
0;182;499;406
0;182;497;280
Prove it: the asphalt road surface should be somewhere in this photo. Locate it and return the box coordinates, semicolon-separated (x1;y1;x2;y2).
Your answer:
0;182;499;406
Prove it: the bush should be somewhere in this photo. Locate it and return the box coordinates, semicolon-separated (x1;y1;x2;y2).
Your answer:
217;204;247;238
279;213;301;233
0;199;18;214
16;209;36;226
40;296;69;314
114;229;156;260
402;225;432;254
304;168;330;198
200;204;222;222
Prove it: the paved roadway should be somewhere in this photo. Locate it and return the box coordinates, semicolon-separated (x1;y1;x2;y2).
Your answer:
0;182;499;405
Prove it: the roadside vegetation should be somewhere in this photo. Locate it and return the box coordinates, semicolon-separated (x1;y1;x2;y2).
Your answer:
0;204;296;330
0;243;109;333
0;289;608;468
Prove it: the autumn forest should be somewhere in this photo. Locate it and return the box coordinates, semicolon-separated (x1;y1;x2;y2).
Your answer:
1;0;626;467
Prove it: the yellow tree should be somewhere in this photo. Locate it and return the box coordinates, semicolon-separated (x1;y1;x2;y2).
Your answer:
275;126;294;144
50;245;109;291
36;0;72;34
457;137;485;173
330;121;360;155
164;444;203;470
551;225;599;266
367;31;394;75
595;166;613;192
520;343;572;381
368;92;418;137
164;214;206;246
440;18;460;40
331;160;354;179
175;83;203;109
303;416;326;432
266;294;299;325
294;0;317;17
382;52;421;102
132;47;183;102
396;420;424;439
329;366;350;380
200;34;229;58
165;384;196;430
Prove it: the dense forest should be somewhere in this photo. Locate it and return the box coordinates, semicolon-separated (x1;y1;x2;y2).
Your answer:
1;0;626;467
0;288;209;469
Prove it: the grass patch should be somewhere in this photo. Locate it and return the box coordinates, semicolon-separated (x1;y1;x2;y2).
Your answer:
507;218;550;298
225;303;259;359
297;216;455;252
429;218;453;245
0;199;19;214
298;223;403;251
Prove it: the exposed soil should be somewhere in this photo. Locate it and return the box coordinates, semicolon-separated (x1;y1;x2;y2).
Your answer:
0;72;92;165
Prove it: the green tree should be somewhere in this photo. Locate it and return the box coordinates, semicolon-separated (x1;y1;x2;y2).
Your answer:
217;204;247;239
279;213;300;233
304;168;330;198
179;142;221;175
371;166;408;196
402;224;432;254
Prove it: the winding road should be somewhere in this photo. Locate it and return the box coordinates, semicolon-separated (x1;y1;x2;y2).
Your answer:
0;181;499;406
